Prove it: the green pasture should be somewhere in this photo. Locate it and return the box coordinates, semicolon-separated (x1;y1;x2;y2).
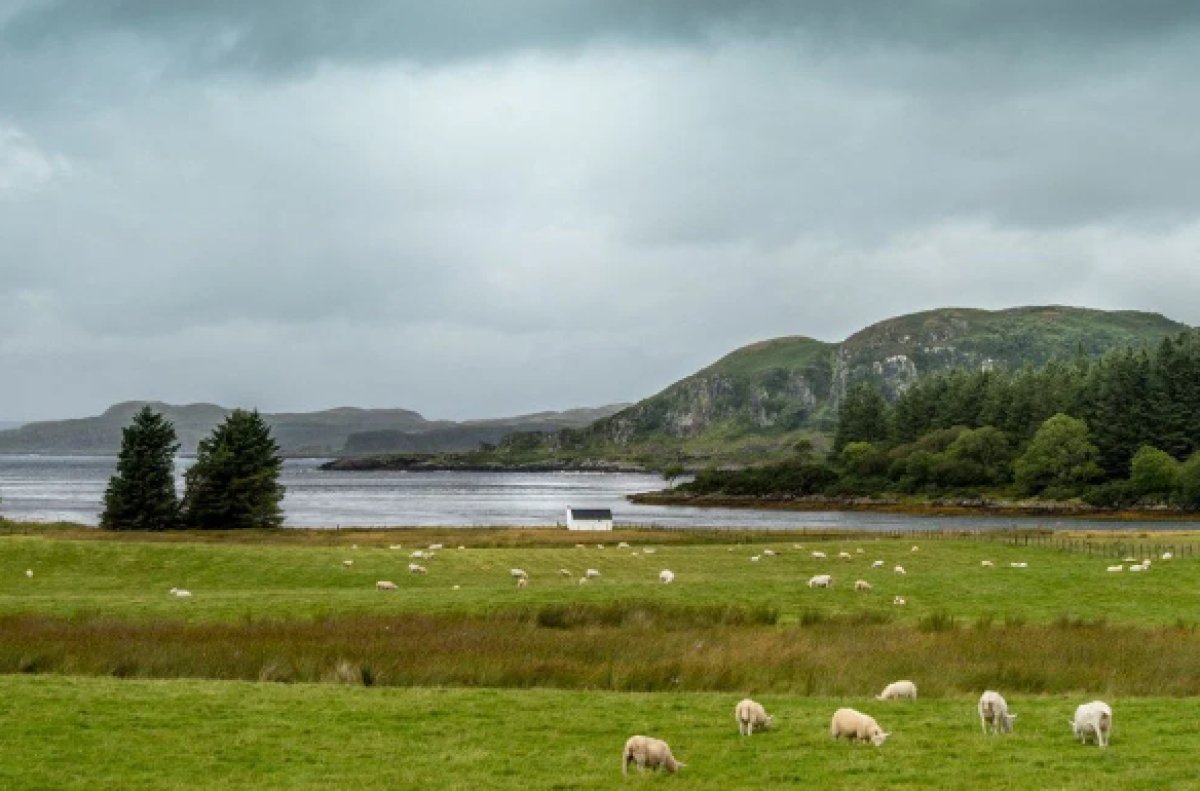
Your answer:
1;530;1198;625
0;676;1189;790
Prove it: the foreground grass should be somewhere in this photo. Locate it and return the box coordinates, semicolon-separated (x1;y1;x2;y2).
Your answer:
0;675;1191;790
3;531;1200;625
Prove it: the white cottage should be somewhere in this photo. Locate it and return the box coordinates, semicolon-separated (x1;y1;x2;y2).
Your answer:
565;507;613;531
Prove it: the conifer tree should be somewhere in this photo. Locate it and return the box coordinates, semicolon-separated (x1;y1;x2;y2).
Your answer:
834;382;890;451
100;406;180;531
182;409;284;529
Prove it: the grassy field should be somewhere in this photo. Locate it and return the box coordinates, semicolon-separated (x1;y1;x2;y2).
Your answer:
0;675;1191;790
3;525;1200;788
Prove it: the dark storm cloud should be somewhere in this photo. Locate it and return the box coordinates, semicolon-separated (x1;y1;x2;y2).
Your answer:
6;0;1200;74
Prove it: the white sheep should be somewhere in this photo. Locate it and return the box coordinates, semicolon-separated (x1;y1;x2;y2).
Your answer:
854;579;872;592
428;543;444;551
25;569;33;578
830;708;890;746
407;563;427;574
586;568;601;579
751;555;761;562
872;560;885;568
980;560;994;567
389;544;403;550
168;587;192;598
410;550;427;559
342;559;354;568
659;569;675;584
578;577;590;586
559;568;572;577
642;548;657;555
1009;561;1028;569
792;544;804;550
458;545;466;550
763;549;777;557
376;580;398;591
856;548;864;554
838;551;852;560
893;596;906;606
734;698;773;735
1122;556;1137;563
911;545;920;552
1129;563;1147;573
516;577;528;588
978;690;1017;734
596;544;605;550
1106;565;1124;573
617;541;631;549
510;568;528;579
1162;551;1173;560
1071;700;1113;747
575;543;586;549
621;735;684;775
808;574;832;589
876;680;917;701
893;565;906;575
811;550;827;559
452;584;461;590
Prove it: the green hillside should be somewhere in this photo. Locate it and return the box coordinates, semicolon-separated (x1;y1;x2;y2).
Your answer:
535;306;1189;466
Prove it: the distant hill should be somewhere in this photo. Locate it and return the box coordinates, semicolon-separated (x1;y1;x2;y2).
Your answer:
538;306;1190;465
0;402;628;456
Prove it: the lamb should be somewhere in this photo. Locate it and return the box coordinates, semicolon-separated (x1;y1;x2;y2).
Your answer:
1071;700;1113;747
516;577;528;588
876;680;917;701
510;568;528;579
854;579;872;592
1107;565;1124;572
376;580;398;591
621;735;684;775
872;560;885;568
811;550;827;559
830;708;890;746
911;545;920;552
1162;551;1174;560
659;569;675;584
893;565;906;575
168;587;192;598
808;574;832;588
407;563;427;574
980;560;994;567
586;568;601;579
734;698;773;735
978;690;1017;735
893;596;906;606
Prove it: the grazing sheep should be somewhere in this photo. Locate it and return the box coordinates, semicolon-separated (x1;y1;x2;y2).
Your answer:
876;680;917;701
559;568;572;577
808;574;833;589
596;544;605;550
735;698;773;735
642;548;657;555
1009;562;1028;569
830;708;890;746
793;544;804;550
407;563;427;574
872;560;885;568
575;543;586;549
978;690;1017;735
410;550;428;559
854;579;872;592
1107;565;1124;573
586;568;601;579
1071;701;1113;747
342;560;354;568
1162;551;1173;560
389;544;403;550
893;596;906;606
1122;556;1137;563
510;568;528;579
856;548;864;554
516;577;528;589
893;565;906;575
578;577;590;586
621;735;684;775
25;569;33;578
428;543;443;551
763;549;777;557
981;560;994;567
838;551;852;560
452;584;461;590
617;541;631;549
376;580;398;591
811;550;827;559
659;569;675;584
911;545;920;552
751;555;762;562
1129;563;1147;572
168;588;192;598
458;545;466;550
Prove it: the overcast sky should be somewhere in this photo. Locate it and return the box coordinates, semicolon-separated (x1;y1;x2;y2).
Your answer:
3;1;1200;422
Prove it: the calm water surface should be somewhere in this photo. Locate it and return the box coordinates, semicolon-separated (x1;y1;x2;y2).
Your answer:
1;455;1196;531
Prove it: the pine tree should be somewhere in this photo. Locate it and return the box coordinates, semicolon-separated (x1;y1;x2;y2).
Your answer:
182;409;285;529
100;406;181;531
834;383;890;451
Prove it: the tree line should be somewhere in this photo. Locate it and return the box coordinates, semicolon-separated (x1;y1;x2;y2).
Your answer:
683;330;1200;508
101;406;284;530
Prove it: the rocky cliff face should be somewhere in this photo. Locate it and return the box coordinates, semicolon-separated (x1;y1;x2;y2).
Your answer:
579;306;1188;458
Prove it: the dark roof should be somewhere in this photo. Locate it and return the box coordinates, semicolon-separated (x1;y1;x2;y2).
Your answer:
568;508;612;520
